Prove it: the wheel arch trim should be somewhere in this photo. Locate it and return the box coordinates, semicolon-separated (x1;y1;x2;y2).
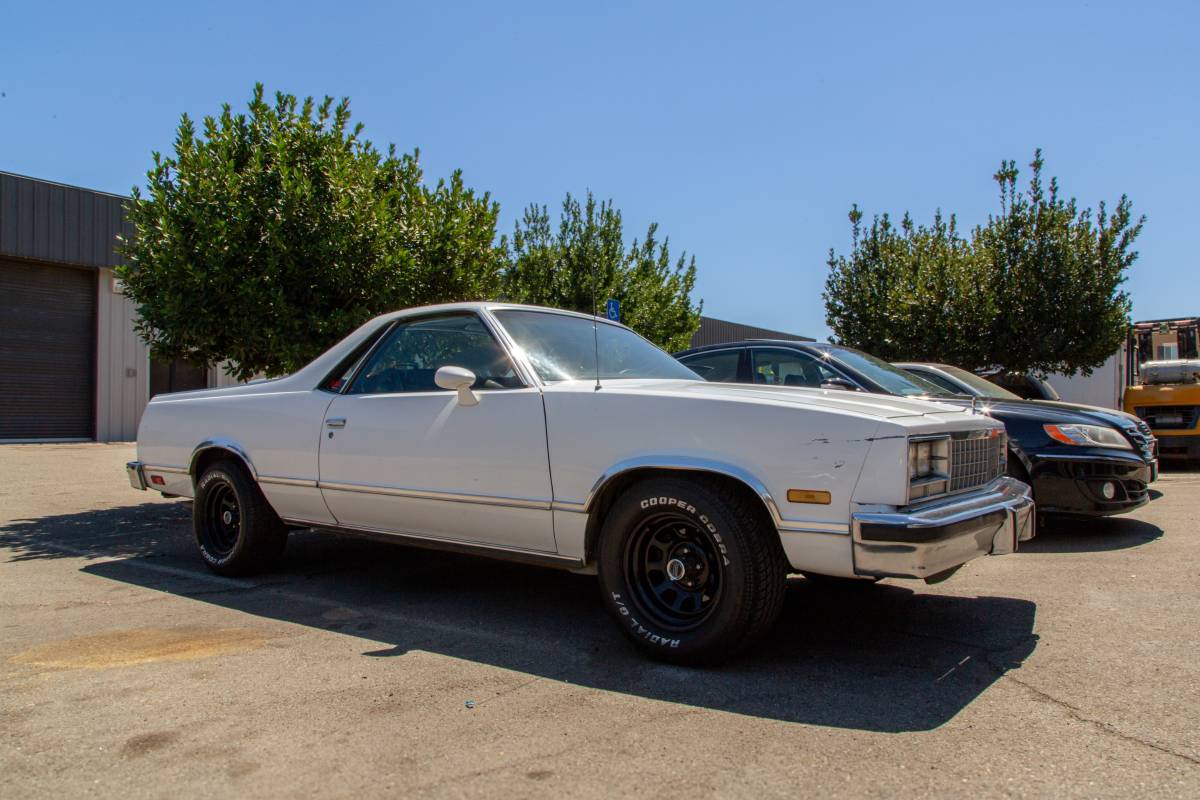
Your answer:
574;455;847;539
189;439;259;482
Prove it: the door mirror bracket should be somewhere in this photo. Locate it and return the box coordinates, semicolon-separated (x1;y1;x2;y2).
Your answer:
435;366;479;406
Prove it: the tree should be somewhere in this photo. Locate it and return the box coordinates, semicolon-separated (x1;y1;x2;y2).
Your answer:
118;84;501;380
823;150;1144;375
500;192;703;351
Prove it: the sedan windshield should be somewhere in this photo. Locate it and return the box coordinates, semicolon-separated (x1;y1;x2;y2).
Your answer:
822;347;955;398
494;309;700;383
938;365;1023;400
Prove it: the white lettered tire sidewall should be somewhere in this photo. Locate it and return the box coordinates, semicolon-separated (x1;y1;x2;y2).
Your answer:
193;460;287;576
597;476;783;663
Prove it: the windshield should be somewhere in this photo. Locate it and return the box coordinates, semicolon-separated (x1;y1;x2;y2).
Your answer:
938;365;1023;400
823;347;955;398
493;309;700;383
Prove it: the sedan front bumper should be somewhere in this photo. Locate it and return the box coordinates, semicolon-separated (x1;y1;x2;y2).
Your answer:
1030;452;1154;517
851;476;1035;580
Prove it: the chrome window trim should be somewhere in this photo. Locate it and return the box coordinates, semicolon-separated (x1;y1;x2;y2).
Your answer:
343;311;533;396
317;319;396;394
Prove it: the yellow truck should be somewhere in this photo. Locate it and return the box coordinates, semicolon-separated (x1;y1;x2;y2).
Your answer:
1125;317;1200;461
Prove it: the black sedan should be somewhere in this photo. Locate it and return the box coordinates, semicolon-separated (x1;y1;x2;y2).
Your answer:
674;341;1158;518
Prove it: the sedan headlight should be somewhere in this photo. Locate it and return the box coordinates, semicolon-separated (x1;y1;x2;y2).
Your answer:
1043;423;1132;450
908;436;950;501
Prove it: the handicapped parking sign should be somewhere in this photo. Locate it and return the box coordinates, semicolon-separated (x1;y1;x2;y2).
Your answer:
605;298;620;322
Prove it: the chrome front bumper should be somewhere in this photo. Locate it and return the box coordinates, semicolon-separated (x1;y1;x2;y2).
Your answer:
851;476;1035;580
126;461;147;490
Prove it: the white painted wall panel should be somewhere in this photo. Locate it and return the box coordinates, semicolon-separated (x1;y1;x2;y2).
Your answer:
95;268;149;441
1045;344;1126;410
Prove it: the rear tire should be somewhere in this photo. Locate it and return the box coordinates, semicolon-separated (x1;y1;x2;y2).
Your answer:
596;476;788;664
193;460;288;576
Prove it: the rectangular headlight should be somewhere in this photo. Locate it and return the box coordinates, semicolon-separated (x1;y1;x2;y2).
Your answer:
908;436;950;502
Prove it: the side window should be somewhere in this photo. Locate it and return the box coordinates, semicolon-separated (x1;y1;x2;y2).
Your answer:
348;314;521;395
319;323;391;393
751;348;842;388
679;349;742;382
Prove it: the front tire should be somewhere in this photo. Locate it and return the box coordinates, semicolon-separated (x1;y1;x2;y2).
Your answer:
597;476;788;664
193;460;287;576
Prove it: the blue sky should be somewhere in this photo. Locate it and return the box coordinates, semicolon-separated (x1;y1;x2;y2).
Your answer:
2;1;1196;339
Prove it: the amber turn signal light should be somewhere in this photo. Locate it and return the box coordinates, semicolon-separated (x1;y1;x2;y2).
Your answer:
787;489;831;505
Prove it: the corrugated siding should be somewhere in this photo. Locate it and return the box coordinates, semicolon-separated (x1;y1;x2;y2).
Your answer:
0;172;131;268
689;316;812;348
95;268;150;441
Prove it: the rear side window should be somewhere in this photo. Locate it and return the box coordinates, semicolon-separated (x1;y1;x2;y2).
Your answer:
319;323;391;393
680;349;742;382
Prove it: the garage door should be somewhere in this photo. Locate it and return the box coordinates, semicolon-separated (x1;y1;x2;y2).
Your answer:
0;259;96;439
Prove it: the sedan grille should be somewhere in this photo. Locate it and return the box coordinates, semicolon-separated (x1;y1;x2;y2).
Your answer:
1119;417;1158;461
949;433;1005;493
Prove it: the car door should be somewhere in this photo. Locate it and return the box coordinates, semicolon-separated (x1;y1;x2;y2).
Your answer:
317;311;556;552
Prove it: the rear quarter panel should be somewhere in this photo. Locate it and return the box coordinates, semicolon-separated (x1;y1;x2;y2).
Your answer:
136;387;334;520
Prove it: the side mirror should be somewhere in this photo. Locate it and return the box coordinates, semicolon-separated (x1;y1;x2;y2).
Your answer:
820;378;858;392
435;366;479;406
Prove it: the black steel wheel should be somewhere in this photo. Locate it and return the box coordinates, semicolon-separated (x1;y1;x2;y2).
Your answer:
597;475;788;664
623;511;723;631
193;459;287;575
199;478;242;558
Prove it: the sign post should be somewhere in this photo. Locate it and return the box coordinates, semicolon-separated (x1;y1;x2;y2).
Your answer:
605;298;620;322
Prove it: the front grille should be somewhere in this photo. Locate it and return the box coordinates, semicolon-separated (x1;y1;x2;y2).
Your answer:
1134;405;1199;431
949;434;1004;493
1119;418;1157;461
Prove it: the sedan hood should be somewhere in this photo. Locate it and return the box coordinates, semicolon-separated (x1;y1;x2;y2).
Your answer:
965;398;1140;429
639;380;975;420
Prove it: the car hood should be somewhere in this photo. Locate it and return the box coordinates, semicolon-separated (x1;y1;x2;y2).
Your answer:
970;398;1140;429
615;380;978;420
916;395;1142;434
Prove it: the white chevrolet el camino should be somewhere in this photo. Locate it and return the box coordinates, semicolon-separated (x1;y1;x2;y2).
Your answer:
128;303;1034;662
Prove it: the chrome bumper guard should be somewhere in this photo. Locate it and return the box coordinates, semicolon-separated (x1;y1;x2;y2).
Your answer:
852;476;1035;580
126;461;147;491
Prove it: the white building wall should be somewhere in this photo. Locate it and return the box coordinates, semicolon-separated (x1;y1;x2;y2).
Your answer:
1045;344;1126;410
95;269;150;441
208;362;247;388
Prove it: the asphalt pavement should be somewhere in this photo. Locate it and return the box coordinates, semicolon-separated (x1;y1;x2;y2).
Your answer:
2;444;1197;798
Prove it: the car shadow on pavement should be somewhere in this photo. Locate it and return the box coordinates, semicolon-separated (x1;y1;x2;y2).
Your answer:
1023;516;1163;554
3;502;1037;734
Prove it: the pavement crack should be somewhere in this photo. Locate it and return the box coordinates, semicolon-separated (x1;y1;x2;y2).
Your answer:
999;671;1200;767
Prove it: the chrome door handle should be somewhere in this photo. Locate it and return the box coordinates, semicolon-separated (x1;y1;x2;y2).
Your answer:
325;418;347;429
